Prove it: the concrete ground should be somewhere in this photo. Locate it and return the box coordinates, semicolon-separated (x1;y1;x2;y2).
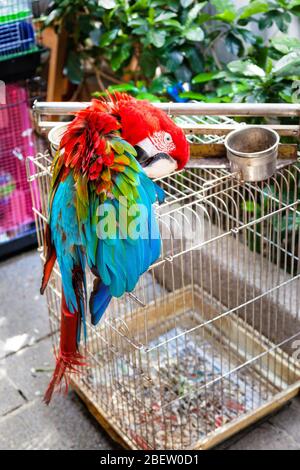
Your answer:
0;250;300;450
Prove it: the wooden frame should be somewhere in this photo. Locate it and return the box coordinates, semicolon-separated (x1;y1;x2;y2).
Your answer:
40;27;68;102
71;378;300;450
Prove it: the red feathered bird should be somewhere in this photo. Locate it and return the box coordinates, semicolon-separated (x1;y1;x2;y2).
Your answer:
41;93;189;403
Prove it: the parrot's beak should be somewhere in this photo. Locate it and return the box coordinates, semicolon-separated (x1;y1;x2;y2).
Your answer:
135;145;178;179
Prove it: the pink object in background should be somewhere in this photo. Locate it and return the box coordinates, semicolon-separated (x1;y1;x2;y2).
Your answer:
0;105;9;129
0;83;38;242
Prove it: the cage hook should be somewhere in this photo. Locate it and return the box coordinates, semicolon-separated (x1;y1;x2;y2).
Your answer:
127;292;146;308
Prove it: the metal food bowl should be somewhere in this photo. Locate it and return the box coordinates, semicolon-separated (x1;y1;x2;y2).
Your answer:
224;126;279;182
47;122;69;157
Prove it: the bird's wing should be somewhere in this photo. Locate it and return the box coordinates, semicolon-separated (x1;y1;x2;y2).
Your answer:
85;145;164;325
43;116;165;327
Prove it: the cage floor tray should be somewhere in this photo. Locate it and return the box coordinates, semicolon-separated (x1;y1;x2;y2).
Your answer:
71;287;300;450
102;324;271;449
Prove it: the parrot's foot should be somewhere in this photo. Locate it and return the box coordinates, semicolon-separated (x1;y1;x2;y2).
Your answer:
43;349;87;405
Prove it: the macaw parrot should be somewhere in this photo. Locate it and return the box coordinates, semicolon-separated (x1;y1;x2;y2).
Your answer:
41;92;189;403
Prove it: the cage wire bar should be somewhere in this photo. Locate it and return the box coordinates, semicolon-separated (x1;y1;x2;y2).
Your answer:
27;102;300;450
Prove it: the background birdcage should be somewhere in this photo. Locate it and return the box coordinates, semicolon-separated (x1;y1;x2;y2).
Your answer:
0;83;39;256
0;1;37;61
0;0;43;83
27;102;300;450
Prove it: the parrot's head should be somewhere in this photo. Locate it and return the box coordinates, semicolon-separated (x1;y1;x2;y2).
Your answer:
116;96;190;179
58;93;189;182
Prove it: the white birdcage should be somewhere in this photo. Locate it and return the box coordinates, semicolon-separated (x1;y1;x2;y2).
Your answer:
27;102;300;450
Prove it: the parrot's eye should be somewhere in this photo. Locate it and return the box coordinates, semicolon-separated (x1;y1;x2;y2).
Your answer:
148;131;176;154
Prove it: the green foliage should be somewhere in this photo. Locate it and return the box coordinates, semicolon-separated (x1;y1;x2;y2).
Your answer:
242;178;300;273
46;0;207;84
92;81;166;101
46;0;300;106
189;44;300;104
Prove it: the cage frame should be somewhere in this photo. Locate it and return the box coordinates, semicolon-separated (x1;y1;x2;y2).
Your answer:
28;102;300;450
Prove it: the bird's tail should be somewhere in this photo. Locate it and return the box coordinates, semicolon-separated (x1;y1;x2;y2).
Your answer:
44;268;87;404
89;277;112;326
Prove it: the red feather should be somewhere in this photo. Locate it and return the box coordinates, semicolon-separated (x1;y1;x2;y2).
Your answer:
44;290;86;404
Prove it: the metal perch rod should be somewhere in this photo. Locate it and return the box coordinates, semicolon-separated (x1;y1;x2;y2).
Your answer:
34;101;300;117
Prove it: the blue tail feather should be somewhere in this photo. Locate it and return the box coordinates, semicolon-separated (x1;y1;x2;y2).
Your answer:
90;280;112;326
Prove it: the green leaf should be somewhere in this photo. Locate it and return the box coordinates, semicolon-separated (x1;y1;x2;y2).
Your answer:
98;0;117;10
265;57;273;74
107;83;138;93
129;0;149;12
128;17;148;27
166;51;184;72
132;25;148;35
187;2;207;23
148;76;172;95
273;51;300;77
197;12;212;24
99;28;119;47
110;43;131;71
179;91;207;100
183;26;204;42
238;1;269;20
279;91;293;103
184;47;204;73
259;10;292;33
180;0;194;7
135;92;161;102
183;92;225;103
65;51;83;84
242;201;256;213
228;60;266;78
98;0;116;9
155;12;177;22
235;28;257;45
162;19;183;29
232;81;252;94
140;50;157;78
287;0;300;8
214;10;236;22
216;83;233;97
148;29;166;48
210;0;235;13
271;36;300;55
254;45;268;70
192;71;219;84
